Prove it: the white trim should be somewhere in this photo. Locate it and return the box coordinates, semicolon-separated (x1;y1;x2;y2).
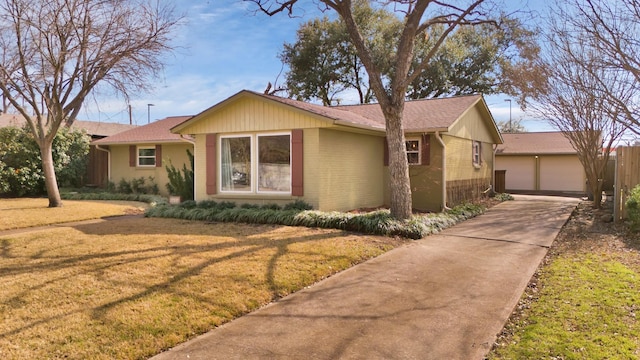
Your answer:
218;132;293;195
406;137;421;165
137;145;156;167
257;132;292;195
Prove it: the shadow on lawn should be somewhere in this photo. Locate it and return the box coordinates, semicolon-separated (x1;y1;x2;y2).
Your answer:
0;216;388;350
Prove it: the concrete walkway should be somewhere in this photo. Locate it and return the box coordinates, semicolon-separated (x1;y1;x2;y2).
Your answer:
151;195;579;360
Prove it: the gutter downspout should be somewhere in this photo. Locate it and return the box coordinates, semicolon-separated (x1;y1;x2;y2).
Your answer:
492;144;498;193
435;131;450;210
95;144;111;183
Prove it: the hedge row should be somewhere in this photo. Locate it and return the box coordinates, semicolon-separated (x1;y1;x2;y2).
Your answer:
61;192;167;206
144;201;486;239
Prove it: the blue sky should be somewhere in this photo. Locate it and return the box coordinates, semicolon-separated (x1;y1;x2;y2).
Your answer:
81;0;554;132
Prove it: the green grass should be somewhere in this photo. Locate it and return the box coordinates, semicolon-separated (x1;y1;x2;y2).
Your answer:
490;253;640;359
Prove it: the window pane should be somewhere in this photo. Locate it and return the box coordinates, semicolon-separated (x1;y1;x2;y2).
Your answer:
139;157;156;166
407;152;419;164
139;148;155;157
406;140;419;152
258;135;290;192
221;137;251;191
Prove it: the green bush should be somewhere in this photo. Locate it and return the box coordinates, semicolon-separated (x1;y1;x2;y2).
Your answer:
60;191;167;206
165;149;194;201
626;184;640;231
115;177;158;195
494;193;514;201
145;201;485;240
0;125;89;196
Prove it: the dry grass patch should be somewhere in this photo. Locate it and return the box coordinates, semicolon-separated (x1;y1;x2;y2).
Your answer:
0;198;147;230
0;217;407;359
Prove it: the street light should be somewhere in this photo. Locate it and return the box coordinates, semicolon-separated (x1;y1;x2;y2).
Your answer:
504;99;512;132
147;103;155;124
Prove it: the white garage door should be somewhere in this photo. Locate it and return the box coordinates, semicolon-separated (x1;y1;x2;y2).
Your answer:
496;156;535;190
540;155;585;192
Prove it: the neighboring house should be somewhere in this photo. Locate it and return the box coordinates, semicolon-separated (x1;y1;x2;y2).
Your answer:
92;116;194;196
495;132;587;195
170;90;502;212
0;113;136;186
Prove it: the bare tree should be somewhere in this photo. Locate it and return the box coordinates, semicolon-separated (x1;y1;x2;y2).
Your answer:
245;0;503;219
561;0;640;135
524;7;631;208
0;0;180;207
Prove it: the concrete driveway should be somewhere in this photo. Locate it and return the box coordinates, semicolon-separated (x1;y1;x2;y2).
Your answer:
151;195;579;360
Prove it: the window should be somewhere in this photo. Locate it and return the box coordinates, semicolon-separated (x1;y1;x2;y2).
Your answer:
258;134;291;192
138;146;156;166
472;141;482;166
220;133;291;193
406;139;421;165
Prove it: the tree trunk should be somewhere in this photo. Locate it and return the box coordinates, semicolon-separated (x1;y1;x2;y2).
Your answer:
385;107;413;220
40;139;62;207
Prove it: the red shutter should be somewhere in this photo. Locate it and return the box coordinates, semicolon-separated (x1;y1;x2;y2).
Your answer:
383;137;389;166
129;145;136;167
206;134;217;195
421;134;430;166
155;144;162;167
291;129;304;196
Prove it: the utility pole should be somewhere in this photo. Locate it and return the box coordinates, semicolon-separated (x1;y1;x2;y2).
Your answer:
147;103;154;124
504;99;512;132
128;104;132;125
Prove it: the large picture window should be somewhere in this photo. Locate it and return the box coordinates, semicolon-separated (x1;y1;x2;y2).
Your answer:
220;133;291;193
138;146;156;166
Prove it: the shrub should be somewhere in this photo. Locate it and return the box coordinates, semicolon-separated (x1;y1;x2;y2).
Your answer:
165;149;194;201
60;191;167;206
0;125;89;196
626;184;640;231
145;201;486;240
494;193;514;201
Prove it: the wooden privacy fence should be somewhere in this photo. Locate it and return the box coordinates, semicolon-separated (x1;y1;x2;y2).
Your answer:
614;146;640;222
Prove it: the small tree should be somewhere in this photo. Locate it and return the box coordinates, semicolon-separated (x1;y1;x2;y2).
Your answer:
524;3;631;208
497;118;526;133
0;0;180;207
165;149;194;201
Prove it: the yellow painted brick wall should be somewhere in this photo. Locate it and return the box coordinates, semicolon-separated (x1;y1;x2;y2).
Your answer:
444;135;492;182
316;129;384;211
109;143;193;196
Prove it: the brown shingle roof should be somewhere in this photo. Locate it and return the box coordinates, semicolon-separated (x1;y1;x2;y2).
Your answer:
334;94;483;131
496;132;577;155
93;116;193;145
173;90;488;135
0;113;137;137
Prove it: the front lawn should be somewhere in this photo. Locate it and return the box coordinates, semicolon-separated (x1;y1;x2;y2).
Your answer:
0;216;406;359
0;198;147;230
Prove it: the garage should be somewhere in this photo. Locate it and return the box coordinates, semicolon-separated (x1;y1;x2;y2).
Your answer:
495;132;586;194
539;155;585;192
